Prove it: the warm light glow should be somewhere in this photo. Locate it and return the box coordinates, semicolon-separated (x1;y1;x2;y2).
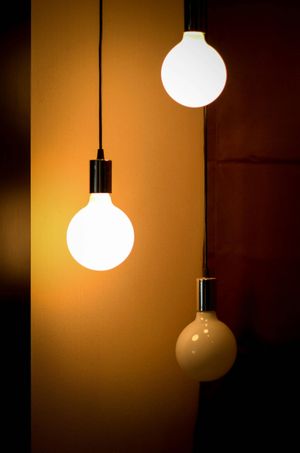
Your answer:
67;193;134;271
161;31;227;108
176;311;237;381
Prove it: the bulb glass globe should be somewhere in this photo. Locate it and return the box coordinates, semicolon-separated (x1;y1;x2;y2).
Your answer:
67;193;134;271
176;311;237;381
161;31;227;108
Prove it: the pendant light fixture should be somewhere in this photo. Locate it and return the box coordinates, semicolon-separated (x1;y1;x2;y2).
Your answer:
175;108;237;381
164;1;237;380
176;278;237;381
66;0;134;271
161;0;226;108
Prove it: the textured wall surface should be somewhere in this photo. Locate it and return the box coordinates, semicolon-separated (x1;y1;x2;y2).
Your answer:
31;1;204;452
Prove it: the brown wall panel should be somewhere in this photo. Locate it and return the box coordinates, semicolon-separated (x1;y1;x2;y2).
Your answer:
196;0;300;450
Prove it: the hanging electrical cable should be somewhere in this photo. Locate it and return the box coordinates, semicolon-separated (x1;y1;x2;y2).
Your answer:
98;0;103;156
202;106;209;278
66;0;135;271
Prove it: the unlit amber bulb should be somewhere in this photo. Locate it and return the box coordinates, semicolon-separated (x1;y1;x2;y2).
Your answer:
176;311;237;381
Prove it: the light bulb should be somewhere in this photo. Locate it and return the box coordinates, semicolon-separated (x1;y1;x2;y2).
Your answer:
175;278;237;381
67;193;134;271
161;31;227;108
176;311;237;381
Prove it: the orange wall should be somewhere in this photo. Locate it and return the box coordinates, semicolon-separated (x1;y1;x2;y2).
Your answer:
31;0;203;451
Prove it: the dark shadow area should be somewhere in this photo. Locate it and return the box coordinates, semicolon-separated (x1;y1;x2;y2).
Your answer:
0;1;30;451
194;338;299;450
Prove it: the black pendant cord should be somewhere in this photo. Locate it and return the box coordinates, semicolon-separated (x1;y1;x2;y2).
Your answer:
202;106;209;278
98;0;104;159
90;0;112;193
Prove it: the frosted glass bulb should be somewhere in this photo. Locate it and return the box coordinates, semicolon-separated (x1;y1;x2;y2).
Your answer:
67;193;134;271
161;31;227;108
176;311;237;381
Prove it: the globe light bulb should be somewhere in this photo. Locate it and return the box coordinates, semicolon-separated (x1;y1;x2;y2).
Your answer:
67;193;134;271
161;31;227;108
176;278;237;381
67;156;134;271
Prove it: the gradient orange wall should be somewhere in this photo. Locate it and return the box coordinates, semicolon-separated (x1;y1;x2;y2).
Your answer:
31;0;203;451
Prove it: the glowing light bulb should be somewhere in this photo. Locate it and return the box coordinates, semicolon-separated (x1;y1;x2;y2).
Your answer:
175;278;237;381
161;31;227;108
67;193;134;271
